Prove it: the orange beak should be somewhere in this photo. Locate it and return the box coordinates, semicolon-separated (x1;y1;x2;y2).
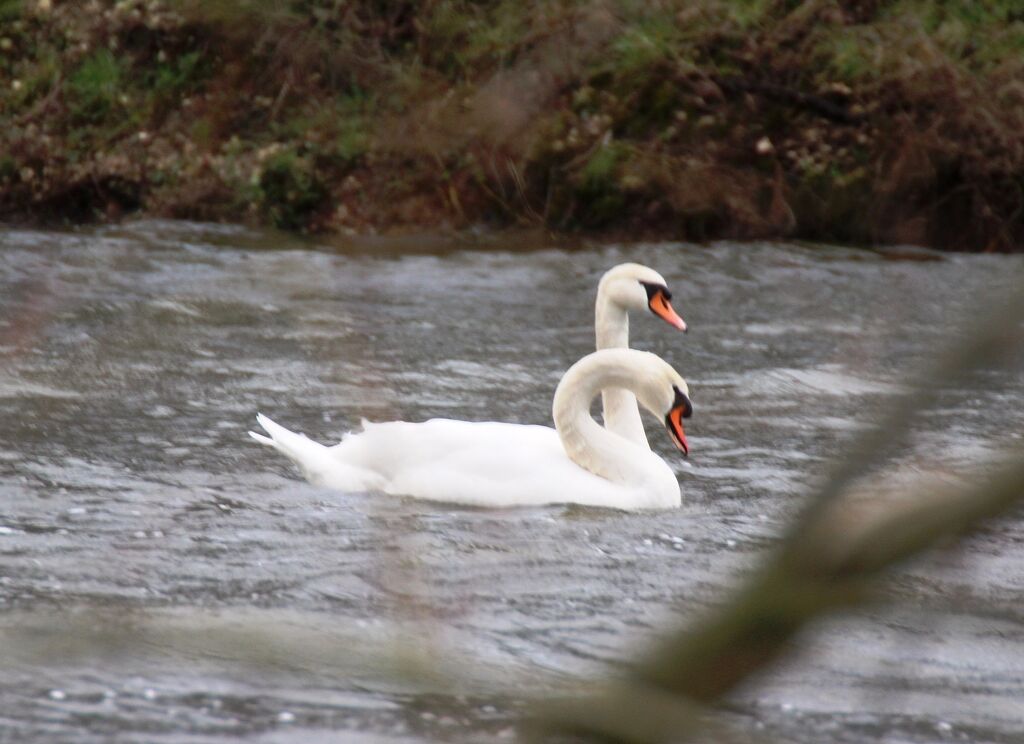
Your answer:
664;392;692;456
649;290;687;331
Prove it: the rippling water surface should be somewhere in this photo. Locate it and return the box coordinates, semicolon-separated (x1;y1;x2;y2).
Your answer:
1;222;1023;743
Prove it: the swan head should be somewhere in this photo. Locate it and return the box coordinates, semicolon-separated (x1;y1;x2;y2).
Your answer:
627;352;693;456
553;349;694;469
598;263;687;331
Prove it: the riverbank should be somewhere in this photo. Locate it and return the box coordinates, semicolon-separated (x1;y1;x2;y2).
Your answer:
2;1;1023;250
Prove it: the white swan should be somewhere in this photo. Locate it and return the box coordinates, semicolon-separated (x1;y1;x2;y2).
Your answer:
251;348;693;510
595;263;686;448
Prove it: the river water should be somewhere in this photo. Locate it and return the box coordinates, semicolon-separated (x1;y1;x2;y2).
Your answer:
1;221;1022;743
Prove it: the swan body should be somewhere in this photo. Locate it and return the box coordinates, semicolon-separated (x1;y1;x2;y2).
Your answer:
595;263;686;448
252;349;692;510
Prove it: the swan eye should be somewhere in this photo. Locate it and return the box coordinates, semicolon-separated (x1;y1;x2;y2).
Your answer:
672;385;693;419
639;281;667;301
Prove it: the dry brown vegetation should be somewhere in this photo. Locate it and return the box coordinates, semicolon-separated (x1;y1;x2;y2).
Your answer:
2;0;1023;250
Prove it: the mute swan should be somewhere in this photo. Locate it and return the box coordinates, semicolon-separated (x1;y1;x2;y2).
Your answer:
251;348;693;510
596;263;686;448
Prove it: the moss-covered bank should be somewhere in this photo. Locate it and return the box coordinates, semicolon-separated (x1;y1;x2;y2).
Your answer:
2;0;1023;250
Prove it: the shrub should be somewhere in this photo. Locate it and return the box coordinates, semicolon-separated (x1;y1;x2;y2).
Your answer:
257;149;327;230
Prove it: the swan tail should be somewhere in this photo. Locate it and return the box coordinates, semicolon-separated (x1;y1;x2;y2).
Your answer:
251;413;384;492
251;413;336;484
248;431;275;446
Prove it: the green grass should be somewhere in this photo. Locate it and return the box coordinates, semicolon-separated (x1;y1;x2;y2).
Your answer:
418;1;526;78
151;51;204;98
881;0;1024;72
0;0;21;22
67;49;125;124
816;28;887;82
813;0;1024;87
273;88;373;165
610;18;687;78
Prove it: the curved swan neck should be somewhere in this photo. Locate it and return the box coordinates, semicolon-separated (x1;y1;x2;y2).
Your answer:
552;351;679;507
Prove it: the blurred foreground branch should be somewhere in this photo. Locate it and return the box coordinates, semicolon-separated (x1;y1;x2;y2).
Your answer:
534;289;1024;742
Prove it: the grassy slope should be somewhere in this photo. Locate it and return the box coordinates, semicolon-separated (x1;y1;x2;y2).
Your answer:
1;0;1023;250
